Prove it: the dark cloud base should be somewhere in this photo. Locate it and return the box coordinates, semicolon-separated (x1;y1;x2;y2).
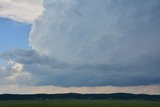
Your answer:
1;49;160;87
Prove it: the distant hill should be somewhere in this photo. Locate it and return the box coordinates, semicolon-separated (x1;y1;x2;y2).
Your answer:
0;93;160;101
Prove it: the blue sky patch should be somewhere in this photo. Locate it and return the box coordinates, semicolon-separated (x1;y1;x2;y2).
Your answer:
0;18;31;52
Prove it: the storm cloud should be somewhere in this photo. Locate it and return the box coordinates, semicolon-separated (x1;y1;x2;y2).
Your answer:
27;0;160;86
1;48;160;87
30;0;160;64
1;0;160;87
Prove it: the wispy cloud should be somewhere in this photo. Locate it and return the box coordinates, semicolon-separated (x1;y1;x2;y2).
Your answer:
0;0;44;23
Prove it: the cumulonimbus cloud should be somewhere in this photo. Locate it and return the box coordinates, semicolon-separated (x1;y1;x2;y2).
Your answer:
30;0;160;64
28;0;160;87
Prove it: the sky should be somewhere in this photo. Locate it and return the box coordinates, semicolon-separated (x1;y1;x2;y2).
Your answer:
0;18;31;52
0;0;160;94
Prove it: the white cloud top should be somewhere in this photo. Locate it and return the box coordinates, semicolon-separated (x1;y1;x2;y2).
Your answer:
0;0;44;23
30;0;160;64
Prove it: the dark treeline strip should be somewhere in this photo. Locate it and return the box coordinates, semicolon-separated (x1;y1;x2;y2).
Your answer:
0;93;160;101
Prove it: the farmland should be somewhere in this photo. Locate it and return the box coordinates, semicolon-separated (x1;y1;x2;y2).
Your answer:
0;100;160;107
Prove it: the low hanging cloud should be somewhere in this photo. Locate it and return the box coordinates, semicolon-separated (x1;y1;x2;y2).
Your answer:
0;0;44;23
1;48;160;87
0;51;160;95
0;59;30;85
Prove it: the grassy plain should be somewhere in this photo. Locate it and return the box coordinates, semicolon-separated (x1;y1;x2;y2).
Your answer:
0;100;160;107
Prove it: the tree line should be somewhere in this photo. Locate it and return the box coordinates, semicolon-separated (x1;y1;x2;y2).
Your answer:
0;93;160;101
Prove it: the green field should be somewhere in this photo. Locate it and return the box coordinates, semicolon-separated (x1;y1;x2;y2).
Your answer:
0;100;160;107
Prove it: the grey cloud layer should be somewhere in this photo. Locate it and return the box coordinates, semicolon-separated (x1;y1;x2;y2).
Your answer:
1;49;160;87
